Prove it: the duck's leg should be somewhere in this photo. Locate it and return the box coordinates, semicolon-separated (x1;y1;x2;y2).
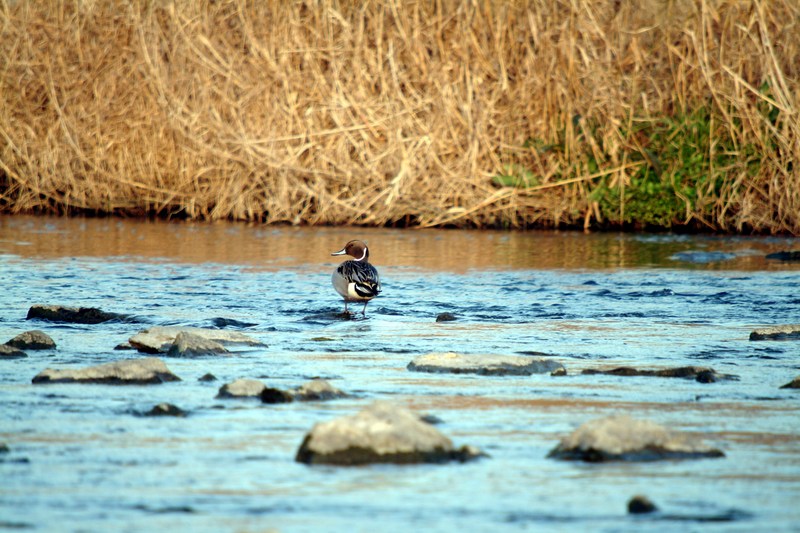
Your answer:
361;301;368;316
343;300;349;314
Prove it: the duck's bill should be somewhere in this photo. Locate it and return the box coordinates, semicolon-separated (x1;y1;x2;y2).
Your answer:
331;248;347;256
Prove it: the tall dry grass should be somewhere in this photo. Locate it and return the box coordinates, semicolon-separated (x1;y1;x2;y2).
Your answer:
0;1;797;233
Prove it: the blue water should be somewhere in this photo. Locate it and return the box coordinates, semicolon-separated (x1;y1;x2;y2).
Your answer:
1;216;799;532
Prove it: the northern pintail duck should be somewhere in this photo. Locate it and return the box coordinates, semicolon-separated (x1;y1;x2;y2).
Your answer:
331;240;381;316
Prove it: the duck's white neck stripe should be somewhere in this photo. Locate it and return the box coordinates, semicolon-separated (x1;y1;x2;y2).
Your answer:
354;248;367;261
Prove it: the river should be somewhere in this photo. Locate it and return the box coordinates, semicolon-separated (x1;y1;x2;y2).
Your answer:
1;215;799;532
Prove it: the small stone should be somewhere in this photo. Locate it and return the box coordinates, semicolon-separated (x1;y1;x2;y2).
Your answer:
0;443;9;453
750;324;800;341
166;331;230;357
295;401;485;466
0;344;27;359
198;373;218;382
26;304;127;324
628;495;658;514
547;415;725;462
145;403;186;417
780;376;800;389
261;387;294;404
294;379;348;401
5;330;56;350
436;312;457;322
216;378;266;399
32;357;180;385
551;367;567;377
408;352;564;376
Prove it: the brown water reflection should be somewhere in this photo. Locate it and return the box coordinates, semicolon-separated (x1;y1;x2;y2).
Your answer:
1;214;797;271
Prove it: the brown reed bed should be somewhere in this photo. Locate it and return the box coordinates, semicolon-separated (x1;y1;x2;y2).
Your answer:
0;1;798;233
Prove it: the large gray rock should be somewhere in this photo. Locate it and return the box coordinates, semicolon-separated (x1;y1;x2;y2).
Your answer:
166;331;230;357
750;324;800;340
548;415;725;462
216;378;266;398
296;401;485;465
129;326;264;354
0;344;27;359
408;352;564;376
5;330;56;350
32;357;180;385
27;304;127;324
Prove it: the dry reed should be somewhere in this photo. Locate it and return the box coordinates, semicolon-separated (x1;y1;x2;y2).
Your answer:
0;0;798;233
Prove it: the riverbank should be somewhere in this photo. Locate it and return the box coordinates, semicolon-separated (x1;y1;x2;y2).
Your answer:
1;1;798;234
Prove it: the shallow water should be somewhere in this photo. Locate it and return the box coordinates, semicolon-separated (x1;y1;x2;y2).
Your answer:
1;215;799;532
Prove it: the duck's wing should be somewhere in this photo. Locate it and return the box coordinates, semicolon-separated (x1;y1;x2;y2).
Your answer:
338;261;381;297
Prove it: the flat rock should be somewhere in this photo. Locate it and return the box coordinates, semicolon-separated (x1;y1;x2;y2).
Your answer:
32;357;180;385
296;401;485;465
129;326;264;354
166;331;230;357
765;250;800;261
407;352;564;376
216;378;266;398
582;366;729;383
547;415;725;462
5;330;56;350
0;344;27;359
27;304;127;324
780;376;800;389
749;324;800;341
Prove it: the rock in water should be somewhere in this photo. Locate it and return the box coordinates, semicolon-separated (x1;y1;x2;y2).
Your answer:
216;378;266;398
780;376;800;389
32;358;181;385
294;379;348;401
547;415;725;462
129;326;264;354
26;304;127;324
408;352;564;376
5;330;56;350
749;324;800;341
295;401;485;465
628;495;658;514
166;331;230;357
145;403;187;417
0;344;27;359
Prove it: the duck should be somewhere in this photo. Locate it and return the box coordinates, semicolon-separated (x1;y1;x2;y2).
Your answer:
331;240;382;316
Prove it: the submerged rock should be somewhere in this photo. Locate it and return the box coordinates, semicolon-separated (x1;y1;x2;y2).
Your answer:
0;344;27;359
295;401;485;465
780;376;800;389
32;357;181;385
5;330;56;350
547;415;725;462
198;373;218;382
145;403;187;417
435;312;457;322
216;378;266;398
670;251;735;264
765;250;800;262
408;352;564;376
582;366;730;383
166;331;230;357
129;326;264;354
260;387;295;404
26;304;128;324
749;324;800;341
628;495;658;514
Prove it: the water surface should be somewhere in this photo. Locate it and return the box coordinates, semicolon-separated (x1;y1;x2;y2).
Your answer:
1;215;799;532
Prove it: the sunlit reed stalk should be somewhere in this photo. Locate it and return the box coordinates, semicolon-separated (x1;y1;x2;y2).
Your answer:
0;0;797;234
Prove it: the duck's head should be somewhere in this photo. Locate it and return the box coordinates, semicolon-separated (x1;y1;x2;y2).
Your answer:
331;240;369;261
